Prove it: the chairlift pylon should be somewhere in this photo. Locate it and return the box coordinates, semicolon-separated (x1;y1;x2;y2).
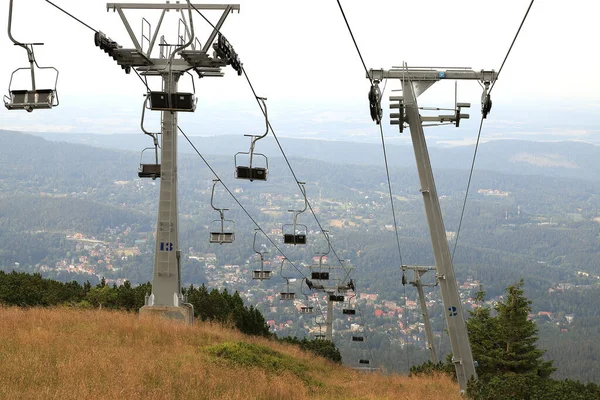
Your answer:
4;0;59;112
235;97;269;181
283;182;308;245
278;257;295;301
209;179;235;244
251;230;271;280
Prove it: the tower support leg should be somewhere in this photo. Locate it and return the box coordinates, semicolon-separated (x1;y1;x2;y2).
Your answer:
139;71;193;325
402;78;475;391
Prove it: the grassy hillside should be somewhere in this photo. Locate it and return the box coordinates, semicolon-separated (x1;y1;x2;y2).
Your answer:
0;306;460;400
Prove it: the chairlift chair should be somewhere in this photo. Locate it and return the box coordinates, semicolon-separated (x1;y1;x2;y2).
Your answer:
209;179;235;244
313;314;326;340
309;234;331;281
137;97;162;179
283;182;308;245
299;278;314;314
343;292;357;315
278;257;296;300
148;91;195;112
300;305;314;314
147;73;197;112
235;97;269;181
311;271;329;280
138;146;161;179
352;336;365;342
4;0;59;112
209;222;235;244
329;294;345;302
252;230;271;280
359;359;370;365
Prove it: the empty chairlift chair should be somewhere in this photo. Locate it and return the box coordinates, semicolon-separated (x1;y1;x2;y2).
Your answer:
251;230;271;280
283;182;308;245
300;279;314;314
147;72;197;112
278;258;296;300
138;146;161;179
209;179;235;244
313;315;326;340
329;293;345;302
308;237;331;288
138;97;161;179
343;293;357;315
4;0;59;112
235;97;269;181
148;91;196;112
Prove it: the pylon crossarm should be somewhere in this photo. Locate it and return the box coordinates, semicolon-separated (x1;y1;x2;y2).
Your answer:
367;68;497;84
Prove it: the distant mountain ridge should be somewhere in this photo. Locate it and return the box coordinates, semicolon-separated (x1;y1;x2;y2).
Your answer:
16;130;600;182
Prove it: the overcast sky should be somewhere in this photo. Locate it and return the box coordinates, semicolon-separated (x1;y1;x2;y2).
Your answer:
0;0;598;145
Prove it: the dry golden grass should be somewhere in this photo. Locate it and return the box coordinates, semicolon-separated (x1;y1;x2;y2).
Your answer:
0;306;461;400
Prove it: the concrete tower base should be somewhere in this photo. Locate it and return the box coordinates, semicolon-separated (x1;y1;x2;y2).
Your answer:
139;304;194;325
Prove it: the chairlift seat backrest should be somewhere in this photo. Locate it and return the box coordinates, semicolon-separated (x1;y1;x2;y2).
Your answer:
343;309;356;315
329;294;345;302
352;336;364;342
359;359;370;364
252;270;271;280
149;91;195;112
280;292;295;301
311;272;329;280
5;89;55;111
138;164;161;179
236;166;267;181
283;233;307;245
300;306;314;314
210;232;234;244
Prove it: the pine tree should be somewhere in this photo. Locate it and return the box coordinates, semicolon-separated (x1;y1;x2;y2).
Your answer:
494;279;555;378
467;280;557;399
466;288;504;377
468;280;555;379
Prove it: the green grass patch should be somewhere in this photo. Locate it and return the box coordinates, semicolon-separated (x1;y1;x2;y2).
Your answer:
207;341;321;387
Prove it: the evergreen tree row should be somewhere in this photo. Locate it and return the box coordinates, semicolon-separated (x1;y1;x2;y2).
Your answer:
0;271;268;336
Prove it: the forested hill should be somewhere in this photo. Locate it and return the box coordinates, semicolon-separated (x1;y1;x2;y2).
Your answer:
21;129;600;182
2;130;600;383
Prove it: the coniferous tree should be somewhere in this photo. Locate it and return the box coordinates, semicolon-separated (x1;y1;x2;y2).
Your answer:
467;280;558;399
494;280;555;378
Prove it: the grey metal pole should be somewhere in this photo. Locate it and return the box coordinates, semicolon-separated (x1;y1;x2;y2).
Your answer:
402;78;476;392
415;273;438;363
326;294;333;341
152;71;180;305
